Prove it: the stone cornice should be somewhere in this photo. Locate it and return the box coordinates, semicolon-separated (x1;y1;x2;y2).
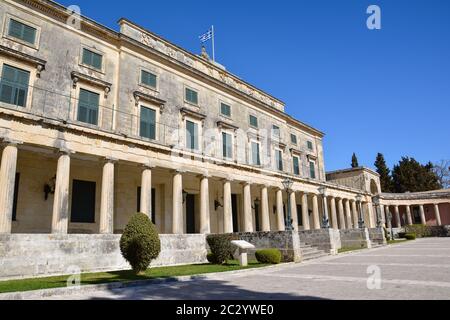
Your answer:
380;190;450;201
180;107;206;121
71;71;112;97
133;90;166;109
217;120;239;131
0;45;46;77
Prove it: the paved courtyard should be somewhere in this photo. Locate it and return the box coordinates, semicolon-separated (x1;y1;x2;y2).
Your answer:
49;238;450;300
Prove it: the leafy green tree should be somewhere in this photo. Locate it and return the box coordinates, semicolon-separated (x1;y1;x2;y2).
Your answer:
374;153;394;193
351;153;359;168
392;157;442;193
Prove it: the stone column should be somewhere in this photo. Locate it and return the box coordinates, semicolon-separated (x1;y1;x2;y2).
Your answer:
51;150;72;234
419;205;426;225
140;165;154;218
366;202;375;228
434;204;442;226
172;171;183;234
276;189;285;231
385;206;392;229
312;194;320;230
405;205;413;225
290;191;298;231
243;183;253;232
337;198;346;230
379;204;386;228
322;195;329;228
99;158;116;234
223;179;233;233
199;175;210;234
0;141;19;234
394;205;401;228
345;199;353;229
301;192;310;231
351;200;359;229
260;186;270;232
330;197;338;230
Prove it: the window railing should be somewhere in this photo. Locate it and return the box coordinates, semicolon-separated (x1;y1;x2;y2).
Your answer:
0;78;321;180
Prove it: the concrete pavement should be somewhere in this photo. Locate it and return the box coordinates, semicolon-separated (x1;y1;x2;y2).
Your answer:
47;238;450;300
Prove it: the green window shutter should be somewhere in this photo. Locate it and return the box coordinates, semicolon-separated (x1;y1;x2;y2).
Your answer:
310;162;316;179
186;120;198;150
71;180;96;223
0;64;30;107
140;106;156;140
251;142;260;166
249;115;258;128
273;125;280;138
8;19;36;45
141;70;157;88
293;157;300;175
77;89;99;125
186;88;198;105
307;141;314;150
291;134;297;145
220;103;231;117
222;132;232;158
82;48;103;70
276;150;283;171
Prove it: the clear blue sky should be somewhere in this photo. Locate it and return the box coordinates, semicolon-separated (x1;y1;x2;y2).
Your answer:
59;0;450;172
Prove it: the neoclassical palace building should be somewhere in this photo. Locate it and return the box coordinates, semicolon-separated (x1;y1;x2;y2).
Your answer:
0;0;448;278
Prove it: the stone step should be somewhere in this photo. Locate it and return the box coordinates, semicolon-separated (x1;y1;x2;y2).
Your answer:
302;251;329;261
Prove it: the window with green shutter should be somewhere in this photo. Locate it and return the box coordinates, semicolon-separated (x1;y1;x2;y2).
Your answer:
71;180;96;223
0;64;30;107
220;103;231;117
222;132;233;159
141;70;157;88
291;134;297;145
8;19;36;45
77;89;99;125
251;142;261;166
185;88;198;105
293;156;300;175
307;140;314;150
249;115;258;128
275;150;283;171
140;106;156;140
309;161;316;179
272;125;280;138
82;48;103;70
186;120;199;150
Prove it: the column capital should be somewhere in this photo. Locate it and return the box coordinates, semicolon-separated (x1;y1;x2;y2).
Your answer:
2;138;22;147
198;173;211;179
56;148;74;156
241;181;252;187
104;157;118;164
142;163;156;170
172;169;186;175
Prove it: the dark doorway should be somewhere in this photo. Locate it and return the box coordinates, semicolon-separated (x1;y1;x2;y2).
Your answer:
186;194;196;234
297;204;303;226
12;172;20;221
412;206;421;224
232;194;238;232
254;200;260;231
71;180;96;223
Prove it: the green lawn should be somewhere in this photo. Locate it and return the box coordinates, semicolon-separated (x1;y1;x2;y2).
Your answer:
338;246;367;254
387;239;410;245
0;260;268;294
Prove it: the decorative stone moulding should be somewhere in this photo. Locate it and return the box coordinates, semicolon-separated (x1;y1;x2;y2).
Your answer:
133;90;166;113
0;45;46;77
216;120;239;131
180;107;206;121
71;71;112;98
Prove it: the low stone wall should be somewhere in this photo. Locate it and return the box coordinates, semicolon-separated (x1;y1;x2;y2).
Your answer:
298;229;341;255
368;228;386;245
0;234;207;280
339;229;371;249
231;231;301;262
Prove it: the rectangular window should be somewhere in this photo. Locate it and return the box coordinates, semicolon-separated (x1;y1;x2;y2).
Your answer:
249;115;258;128
12;173;20;221
309;161;316;179
82;48;103;70
251;142;261;166
185;88;198;105
275;149;283;171
293;156;300;175
141;70;157;88
140;106;156;140
272;125;280;138
71;180;96;223
77;89;99;125
8;19;36;45
307;141;314;150
291;134;297;145
0;64;30;107
220;103;231;117
186;120;199;150
222;132;233;159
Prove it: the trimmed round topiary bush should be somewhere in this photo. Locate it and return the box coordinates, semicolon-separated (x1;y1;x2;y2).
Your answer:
120;213;161;275
207;252;218;264
405;233;416;240
206;234;234;265
255;249;282;264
